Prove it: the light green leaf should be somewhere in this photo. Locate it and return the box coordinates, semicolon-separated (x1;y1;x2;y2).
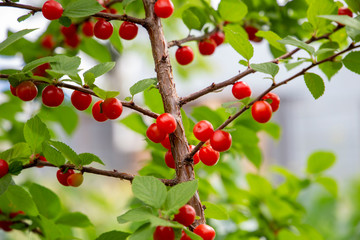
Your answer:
117;207;153;224
307;151;336;174
0;29;36;53
79;153;104;166
120;113;148;135
80;37;112;63
144;87;164;114
149;217;183;228
278;36;315;55
130;78;157;97
50;55;81;76
243;145;262;168
0;142;31;162
49;140;81;166
63;0;104;18
17;13;32;23
132;176;167;208
218;0;248;22
317;42;342;80
0;175;13;196
29;183;61;219
304;73;325;99
110;21;123;54
319;15;360;31
343;51;360;75
202;201;229;220
256;31;287;52
96;231;130;240
93;87;120;100
164;180;198;214
285;59;308;71
42;142;66;167
184;229;203;240
182;7;207;31
307;0;337;36
24;116;50;152
316;176;337;197
84;62;116;78
6;185;39;216
250;62;279;77
224;24;253;60
22;56;59;72
246;173;272;197
56;212;93;228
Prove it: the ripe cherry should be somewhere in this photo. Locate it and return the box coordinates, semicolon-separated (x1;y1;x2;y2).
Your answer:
102;98;123;120
173;205;196;226
153;226;175;240
16;81;38;101
33;63;50;77
94;20;114;40
245;26;262;42
119;21;138;40
198;39;217;55
232;81;251;100
194;224;216;240
41;35;55;50
37;155;48;168
82;21;94;37
60;24;77;37
67;173;84;187
176;46;194;65
338;7;353;17
210;31;225;46
92;100;108;122
42;0;63;20
193;120;214;142
154;0;174;19
0;221;13;232
65;34;81;48
156;113;177;134
109;8;117;14
161;134;171;149
0;159;9;178
56;169;75;186
165;150;175;169
262;92;280;112
42;85;64;107
10;84;17;96
210;130;232;152
189;145;200;165
199;146;220;166
71;90;92;111
180;230;192;240
251;101;272;123
146;123;166;143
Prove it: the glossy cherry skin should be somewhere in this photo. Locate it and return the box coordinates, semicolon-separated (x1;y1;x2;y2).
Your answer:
210;130;232;152
65;34;81;48
41;35;55;50
165;150;176;169
157;113;177;134
102;98;123;120
56;169;75;186
119;21;138;40
71;90;92;111
262;92;280;112
199;146;220;166
194;224;216;240
180;230;192;240
16;81;38;101
10;84;17;96
193;120;214;142
161;134;171;149
210;31;225;46
173;205;196;226
154;0;174;19
146;123;166;143
338;7;353;17
176;46;194;65
189;145;200;165
94;20;114;40
232;81;251;100
245;26;262;42
0;159;9;178
42;0;63;20
42;85;64;107
198;39;217;55
67;173;84;187
60;24;77;37
82;21;94;37
153;226;175;240
92;100;108;122
251;101;272;123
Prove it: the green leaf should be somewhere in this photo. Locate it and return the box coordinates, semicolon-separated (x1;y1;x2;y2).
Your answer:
63;0;104;18
256;31;287;52
231;126;259;145
80;37;112;63
307;151;336;174
110;21;123;54
0;29;36;53
29;183;61;219
96;231;130;240
49;140;81;166
164;180;198;214
0;175;13;196
129;223;153;240
56;212;93;228
8;161;23;175
59;16;72;27
39;215;63;240
149;217;183;228
182;7;207;31
246;173;272;197
263;122;281;140
130;78;157;97
243;145;262;168
319;15;360;31
132;176;167;208
317;42;342;80
78;153;104;166
202;201;229;220
266;195;294;221
218;0;248;22
120;113;148;135
93;87;120;100
23;116;50;152
345;0;360;13
22;55;59;72
42;142;66;167
224;24;254;60
84;72;95;86
40;105;79;135
343;51;360;75
278;36;315;55
250;62;279;77
316;176;337;197
17;13;32;23
6;185;38;216
0;142;31;162
346;15;360;42
184;229;202;240
307;0;337;35
84;62;116;78
304;73;325;99
50;55;81;76
144;87;164;114
117;207;154;224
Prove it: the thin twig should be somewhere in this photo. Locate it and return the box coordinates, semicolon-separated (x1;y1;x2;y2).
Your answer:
167;28;218;48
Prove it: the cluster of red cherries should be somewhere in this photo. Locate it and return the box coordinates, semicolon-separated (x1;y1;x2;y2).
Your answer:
56;168;83;187
0;210;25;232
154;204;215;240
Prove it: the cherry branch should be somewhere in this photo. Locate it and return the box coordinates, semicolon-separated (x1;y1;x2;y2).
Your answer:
167;28;219;48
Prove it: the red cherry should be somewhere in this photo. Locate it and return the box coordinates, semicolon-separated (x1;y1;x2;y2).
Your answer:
194;224;216;240
180;230;192;240
210;32;225;46
101;98;123;120
176;46;194;65
42;0;63;20
173;205;196;226
65;34;81;48
33;63;50;77
338;7;353;17
56;169;75;186
154;0;174;19
82;21;94;37
119;21;138;40
232;81;251;100
71;91;92;111
245;26;262;42
189;145;200;165
199;146;220;166
165;150;176;169
193;120;214;142
0;221;13;232
210;130;232;152
67;173;84;187
37;155;47;168
251;101;272;123
161;134;171;149
157;113;177;134
153;226;175;240
199;39;217;56
0;159;9;178
10;84;17;96
94;20;114;40
42;85;64;107
9;211;24;219
41;35;55;50
109;8;117;14
262;92;280;112
16;81;38;101
92;100;108;122
60;24;77;37
146;123;166;143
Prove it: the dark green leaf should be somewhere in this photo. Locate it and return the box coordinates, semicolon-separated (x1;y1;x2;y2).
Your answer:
345;0;360;13
278;36;315;55
132;176;167;208
202;201;229;220
164;180;198;214
8;161;23;175
78;153;104;165
58;16;72;27
63;0;104;18
218;0;248;22
224;25;253;60
23;116;50;152
307;151;336;174
130;78;157;97
96;231;130;240
84;62;116;78
42;142;66;167
117;207;153;223
49;140;81;166
56;212;93;228
129;223;153;240
0;29;36;53
29;183;61;219
343;51;360;75
182;7;207;31
250;62;279;77
304;73;325;99
6;185;38;216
